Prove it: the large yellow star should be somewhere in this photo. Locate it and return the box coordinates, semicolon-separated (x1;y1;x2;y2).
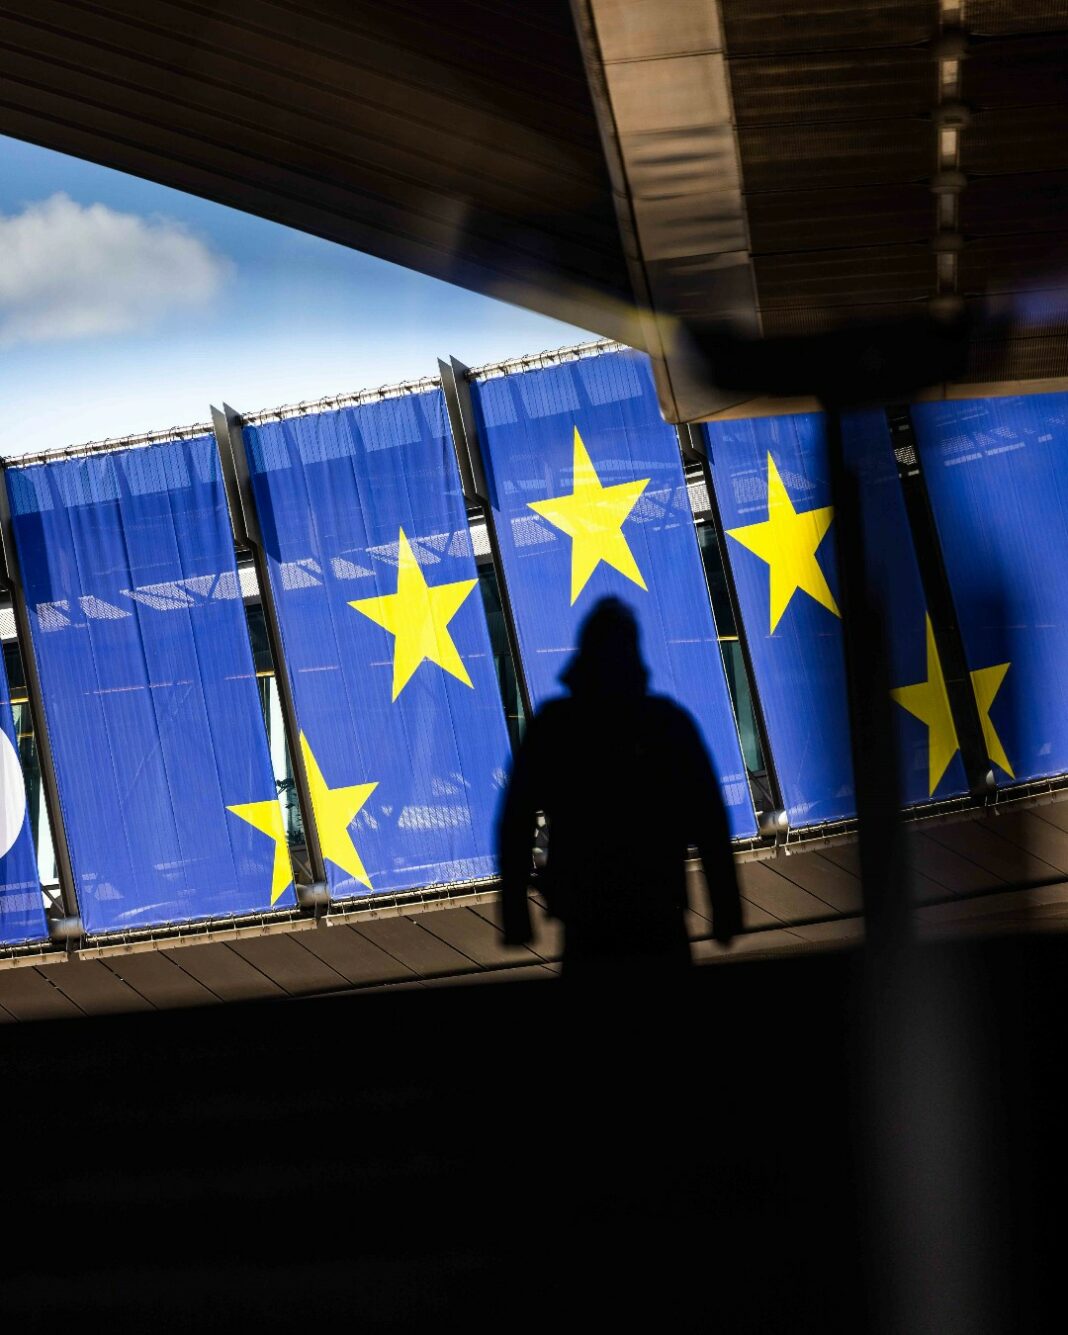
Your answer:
350;528;478;701
726;453;840;632
890;614;1013;794
300;733;378;889
527;427;649;605
226;797;293;905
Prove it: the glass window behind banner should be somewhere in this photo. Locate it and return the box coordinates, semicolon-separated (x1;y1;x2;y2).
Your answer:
696;523;765;778
477;562;525;751
244;603;306;857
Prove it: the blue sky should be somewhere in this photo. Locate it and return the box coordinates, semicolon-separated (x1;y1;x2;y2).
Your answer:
0;135;594;456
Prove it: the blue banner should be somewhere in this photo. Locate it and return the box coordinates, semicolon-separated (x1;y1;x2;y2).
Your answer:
913;393;1068;786
243;389;510;897
470;347;756;839
7;437;293;934
843;410;969;806
705;413;853;826
0;646;47;944
706;410;975;825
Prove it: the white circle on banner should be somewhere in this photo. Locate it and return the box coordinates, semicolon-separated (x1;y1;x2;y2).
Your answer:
0;730;28;859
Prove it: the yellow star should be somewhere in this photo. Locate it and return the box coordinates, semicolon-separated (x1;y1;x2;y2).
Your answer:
970;661;1013;779
726;453;840;632
226;798;293;905
350;527;477;701
891;615;961;796
300;733;378;888
890;615;1014;793
527;426;649;605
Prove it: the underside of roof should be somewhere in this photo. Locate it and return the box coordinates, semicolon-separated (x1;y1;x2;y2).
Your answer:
0;0;637;339
2;2;1066;420
6;798;1068;1017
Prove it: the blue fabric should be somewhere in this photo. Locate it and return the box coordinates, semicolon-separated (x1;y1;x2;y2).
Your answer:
707;410;975;824
704;413;854;826
913;394;1068;786
843;410;968;805
471;348;757;838
0;649;47;944
244;389;510;896
7;436;291;933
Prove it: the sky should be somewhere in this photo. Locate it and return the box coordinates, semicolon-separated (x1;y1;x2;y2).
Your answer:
0;134;595;457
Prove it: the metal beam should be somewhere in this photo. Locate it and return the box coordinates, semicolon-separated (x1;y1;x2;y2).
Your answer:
887;405;993;797
680;423;786;829
439;359;533;729
211;404;328;887
570;0;757;423
437;358;487;505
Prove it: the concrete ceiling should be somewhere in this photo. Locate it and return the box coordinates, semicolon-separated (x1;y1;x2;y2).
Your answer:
577;0;1068;415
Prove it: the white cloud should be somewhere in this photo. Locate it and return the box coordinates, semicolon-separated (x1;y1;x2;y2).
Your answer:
0;193;231;348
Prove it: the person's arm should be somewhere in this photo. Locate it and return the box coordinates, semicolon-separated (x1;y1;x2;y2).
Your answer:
680;714;743;945
496;719;540;946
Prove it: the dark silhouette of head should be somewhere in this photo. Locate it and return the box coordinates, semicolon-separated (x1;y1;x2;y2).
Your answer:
560;596;649;699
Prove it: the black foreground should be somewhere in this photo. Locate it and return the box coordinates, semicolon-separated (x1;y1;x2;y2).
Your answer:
3;940;1064;1332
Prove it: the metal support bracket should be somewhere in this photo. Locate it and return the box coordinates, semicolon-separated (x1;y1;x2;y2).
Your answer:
679;422;787;820
211;404;329;888
439;358;533;730
438;357;488;505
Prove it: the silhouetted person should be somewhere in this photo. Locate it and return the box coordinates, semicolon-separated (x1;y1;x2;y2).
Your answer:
498;597;742;976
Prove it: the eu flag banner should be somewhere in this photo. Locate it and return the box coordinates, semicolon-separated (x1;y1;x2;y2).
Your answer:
470;347;757;839
242;388;510;897
843;410;969;807
704;413;853;827
913;394;1068;786
0;648;47;944
7;437;293;934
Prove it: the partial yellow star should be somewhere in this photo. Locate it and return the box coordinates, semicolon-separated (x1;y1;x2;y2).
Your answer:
970;660;1013;779
350;527;477;701
226;798;293;905
527;426;649;605
891;614;961;796
890;616;1014;793
726;453;840;632
300;733;378;888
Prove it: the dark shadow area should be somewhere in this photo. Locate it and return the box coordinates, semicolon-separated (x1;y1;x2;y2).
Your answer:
3;937;1067;1331
497;597;742;976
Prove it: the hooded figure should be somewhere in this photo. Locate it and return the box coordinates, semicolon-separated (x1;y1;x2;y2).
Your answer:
497;597;742;974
